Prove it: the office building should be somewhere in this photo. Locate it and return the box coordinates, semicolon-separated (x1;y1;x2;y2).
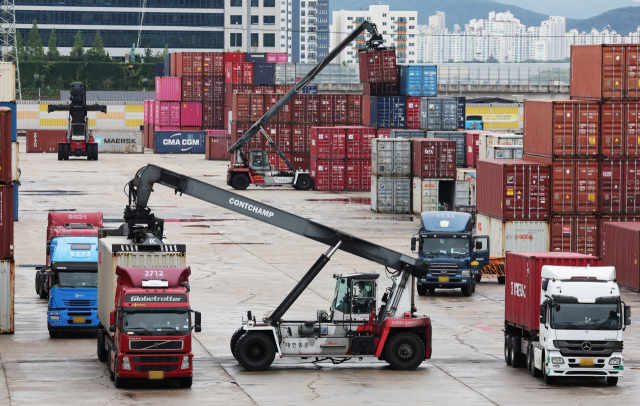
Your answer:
280;0;329;63
224;0;283;53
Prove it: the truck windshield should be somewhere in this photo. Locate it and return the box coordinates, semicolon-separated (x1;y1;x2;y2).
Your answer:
421;238;469;256
122;312;190;336
52;272;97;288
551;303;621;330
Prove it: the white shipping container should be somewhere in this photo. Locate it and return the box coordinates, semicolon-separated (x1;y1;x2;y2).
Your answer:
477;133;523;161
371;138;411;177
93;131;143;153
455;180;476;207
372;176;411;213
456;168;476;181
0;63;16;102
98;237;186;337
487;145;523;159
0;259;15;333
412;178;442;214
475;214;549;258
11;142;19;182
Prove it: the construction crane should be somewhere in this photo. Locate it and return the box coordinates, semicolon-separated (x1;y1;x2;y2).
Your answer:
48;82;107;160
227;21;386;190
120;164;432;371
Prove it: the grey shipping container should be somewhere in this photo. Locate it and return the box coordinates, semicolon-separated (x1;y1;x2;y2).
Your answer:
389;129;426;139
371;138;411;177
0;259;14;333
93;131;144;153
164;54;171;78
487;145;523;159
411;178;472;214
426;130;467;167
275;63;296;85
372;177;411;213
420;97;458;131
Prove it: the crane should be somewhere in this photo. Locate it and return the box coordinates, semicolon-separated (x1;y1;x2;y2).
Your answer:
227;21;387;190
118;164;432;371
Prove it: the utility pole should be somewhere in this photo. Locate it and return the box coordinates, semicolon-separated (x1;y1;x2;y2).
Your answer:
0;0;21;99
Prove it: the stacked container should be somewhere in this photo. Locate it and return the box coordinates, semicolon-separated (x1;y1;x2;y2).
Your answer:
371;138;411;213
426;131;467;167
399;65;437;97
420;97;458;131
601;222;640;291
410;138;457;214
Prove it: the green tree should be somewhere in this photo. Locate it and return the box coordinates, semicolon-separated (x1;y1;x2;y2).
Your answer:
143;45;153;63
69;31;85;61
47;27;60;61
27;19;45;61
11;31;26;62
163;43;169;55
86;30;107;61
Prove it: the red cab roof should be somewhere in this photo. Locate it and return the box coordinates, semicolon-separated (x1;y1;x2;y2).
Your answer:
116;266;191;288
47;212;104;229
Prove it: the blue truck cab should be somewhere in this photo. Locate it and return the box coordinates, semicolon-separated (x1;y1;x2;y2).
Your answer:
413;212;489;296
47;236;99;337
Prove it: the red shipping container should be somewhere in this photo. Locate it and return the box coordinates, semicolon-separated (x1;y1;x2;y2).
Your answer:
410;138;457;179
148;100;154;125
347;95;362;125
242;63;254;85
406;97;421;129
466;132;480;168
26;130;66;153
181;76;203;102
600;160;625;213
311;159;345;191
275;85;293;94
292;124;311;152
345;127;376;159
232;94;251;122
345;159;372;191
376;128;391;139
250;94;265;122
267;153;292;171
155;77;181;102
523;100;599;158
505;252;601;332
292;94;307;123
202;102;224;129
144;100;149;123
570;45;629;100
205;135;231;160
170;52;176;76
292;152;311;171
550;215;599;257
265;94;292;123
0;184;13;258
231;122;262;151
224;84;254;106
310;127;346;159
601;222;640;290
253;85;275;94
305;95;320;124
359;49;397;83
180;102;202;127
203;77;224;103
476;160;551;220
333;95;348;124
224;52;245;64
601;101;640;157
319;94;334;124
363;81;399;96
203;52;224;77
599;215;640;257
156;102;181;127
175;52;203;76
225;62;242;84
626;159;640;213
264;123;292;153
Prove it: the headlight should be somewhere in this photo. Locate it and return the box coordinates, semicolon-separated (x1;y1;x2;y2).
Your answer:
181;355;190;369
461;270;470;276
609;357;622;365
551;357;564;364
50;315;60;320
122;356;131;370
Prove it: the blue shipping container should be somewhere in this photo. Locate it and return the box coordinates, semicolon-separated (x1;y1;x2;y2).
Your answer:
164;53;171;77
369;96;406;128
154;131;206;154
253;62;275;85
246;52;267;64
13;181;19;221
465;120;483;130
399;65;437;97
156;62;165;77
455;96;466;129
300;85;318;94
0;102;17;141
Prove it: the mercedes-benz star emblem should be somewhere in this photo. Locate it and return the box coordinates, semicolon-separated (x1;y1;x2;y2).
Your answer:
582;342;592;351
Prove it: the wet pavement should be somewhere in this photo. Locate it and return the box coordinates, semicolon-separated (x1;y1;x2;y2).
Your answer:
1;143;639;405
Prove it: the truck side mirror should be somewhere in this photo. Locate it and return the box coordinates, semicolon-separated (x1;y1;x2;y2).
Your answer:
539;305;546;324
475;241;483;250
625;305;631;326
109;325;116;333
194;311;202;332
410;237;417;252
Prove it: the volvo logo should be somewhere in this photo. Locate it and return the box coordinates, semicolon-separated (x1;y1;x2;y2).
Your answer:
582;342;592;351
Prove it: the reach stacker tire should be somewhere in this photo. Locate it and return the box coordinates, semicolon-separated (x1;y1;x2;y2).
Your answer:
235;332;276;371
385;332;425;370
295;175;313;191
231;174;250;190
230;328;246;360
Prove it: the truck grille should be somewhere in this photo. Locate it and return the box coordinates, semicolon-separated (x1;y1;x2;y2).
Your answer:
429;263;459;277
129;340;183;350
133;356;180;363
135;364;178;372
555;340;615;357
62;300;97;307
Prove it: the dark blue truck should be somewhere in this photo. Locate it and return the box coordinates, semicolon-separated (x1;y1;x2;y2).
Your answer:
412;212;489;296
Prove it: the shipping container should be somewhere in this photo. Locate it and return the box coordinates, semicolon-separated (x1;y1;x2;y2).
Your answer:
505;252;601;332
265;123;292;153
253;85;274;94
345;159;372;191
599;215;640;258
264;94;292;123
156;62;165;77
570;45;633;100
465;131;480;168
0;102;16;142
275;63;296;85
479;133;522;163
524;100;599;158
164;53;171;78
267;52;288;63
601;222;640;290
406;97;421;129
410;138;456;179
476;160;551;220
345;127;376;159
371;138;411;177
426;131;467;167
399;65;437;97
231;122;263;152
291;94;319;123
476;214;550;258
319;94;334;124
292;124;311;152
253;62;275;85
26;130;65;153
180;102;202;127
0;259;15;333
601;101;640;157
155;77;181;102
600;159;625;213
202;102;224;129
371;176;411;213
0;108;12;184
93;131;143;153
347;95;362;125
203;52;224;77
412;178;454;214
376;128;391;139
300;85;318;94
224;84;254;106
156;102;181;127
390;129;425;139
175;52;203;76
246;52;267;64
311;159;345;191
486;145;523;159
12;181;18;221
181;76;203;102
366;96;406;128
203;77;224;103
0;63;15;102
363;81;399;96
149;100;155;125
170;52;176;76
292;152;311;171
224;52;245;64
154;131;206;154
359;49;397;83
455;97;466;129
225;62;254;85
0;184;14;259
550;215;599;257
310;127;345;159
205;135;231;160
420;97;458;131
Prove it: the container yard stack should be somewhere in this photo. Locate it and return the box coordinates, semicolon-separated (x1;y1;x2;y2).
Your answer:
310;127;347;191
426;131;467;167
456;168;476;208
464;130;522;167
371;138;411;213
420;97;458;132
410;138;457;214
398;65;438;130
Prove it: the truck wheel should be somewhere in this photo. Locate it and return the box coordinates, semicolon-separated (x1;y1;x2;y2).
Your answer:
530;349;541;377
416;285;428;296
385;332;425;371
606;377;618;386
235;332;275;371
48;330;58;338
35;274;40;295
510;335;522;368
543;355;555;385
231;174;250;190
230;328;246;360
504;334;512;366
93;145;99;161
295;175;313;191
427;287;435;293
58;144;64;161
97;330;107;362
179;376;193;388
114;374;127;388
497;276;506;284
525;343;532;371
475;274;482;283
461;277;476;296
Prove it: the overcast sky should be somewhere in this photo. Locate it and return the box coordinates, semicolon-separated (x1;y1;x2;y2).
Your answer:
497;0;640;19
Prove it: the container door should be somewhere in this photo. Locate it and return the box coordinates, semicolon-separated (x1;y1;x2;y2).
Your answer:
393;140;411;177
421;179;439;212
471;236;490;273
602;46;625;100
455;181;470;207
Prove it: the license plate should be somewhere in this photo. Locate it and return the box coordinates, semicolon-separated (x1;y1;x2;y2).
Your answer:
149;371;164;380
579;358;595;367
72;316;85;324
438;276;449;283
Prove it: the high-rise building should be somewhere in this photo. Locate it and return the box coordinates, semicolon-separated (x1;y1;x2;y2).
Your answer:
331;5;419;65
225;0;282;53
280;0;329;63
17;0;225;57
540;15;565;60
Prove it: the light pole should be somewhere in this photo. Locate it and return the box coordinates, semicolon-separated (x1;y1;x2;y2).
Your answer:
33;73;39;101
